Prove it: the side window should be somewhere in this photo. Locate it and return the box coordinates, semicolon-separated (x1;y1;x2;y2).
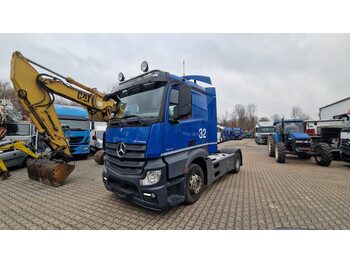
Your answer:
168;88;179;121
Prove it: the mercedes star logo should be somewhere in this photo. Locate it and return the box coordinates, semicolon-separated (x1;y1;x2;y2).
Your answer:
116;142;126;158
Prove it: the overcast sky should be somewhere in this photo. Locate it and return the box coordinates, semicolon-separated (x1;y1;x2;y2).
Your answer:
0;33;349;120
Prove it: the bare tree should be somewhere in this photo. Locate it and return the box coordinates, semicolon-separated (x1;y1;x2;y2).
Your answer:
290;106;310;120
270;114;281;122
0;80;26;115
219;103;258;130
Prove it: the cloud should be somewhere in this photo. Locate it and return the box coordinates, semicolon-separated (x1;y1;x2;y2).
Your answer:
1;33;349;120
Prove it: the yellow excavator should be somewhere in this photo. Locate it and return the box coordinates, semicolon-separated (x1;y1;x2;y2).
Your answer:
9;51;114;186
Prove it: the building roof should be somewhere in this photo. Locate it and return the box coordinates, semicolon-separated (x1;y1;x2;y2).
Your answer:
319;97;350;110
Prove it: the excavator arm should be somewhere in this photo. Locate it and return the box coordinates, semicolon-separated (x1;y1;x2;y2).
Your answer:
10;51;114;186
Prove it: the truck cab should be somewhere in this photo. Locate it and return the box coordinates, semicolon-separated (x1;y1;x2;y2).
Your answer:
90;123;107;152
254;121;275;144
232;128;243;140
54;105;90;157
0;121;36;146
102;66;242;211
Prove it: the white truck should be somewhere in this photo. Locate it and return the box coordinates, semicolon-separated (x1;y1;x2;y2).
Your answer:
254;121;275;145
90;123;107;152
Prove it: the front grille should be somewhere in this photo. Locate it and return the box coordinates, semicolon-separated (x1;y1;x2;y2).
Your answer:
106;142;147;175
69;136;84;144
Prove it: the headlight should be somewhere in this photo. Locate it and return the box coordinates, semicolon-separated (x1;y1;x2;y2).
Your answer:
295;140;311;143
140;170;161;186
83;147;89;152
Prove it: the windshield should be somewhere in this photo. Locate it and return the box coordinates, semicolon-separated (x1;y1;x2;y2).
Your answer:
234;130;241;134
284;121;304;133
2;124;30;136
96;131;104;140
110;82;166;120
58;119;89;131
260;127;274;133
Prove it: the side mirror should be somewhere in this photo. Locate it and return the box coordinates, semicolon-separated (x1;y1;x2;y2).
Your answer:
176;84;192;119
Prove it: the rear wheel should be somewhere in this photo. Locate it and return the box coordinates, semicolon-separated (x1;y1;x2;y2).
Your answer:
275;142;286;163
314;142;332;166
267;136;275;157
233;153;241;173
185;164;204;205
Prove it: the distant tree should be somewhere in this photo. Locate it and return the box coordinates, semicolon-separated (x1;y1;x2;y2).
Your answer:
270;114;281;122
258;117;270;121
219;103;258;130
0;80;26;115
290;106;310;120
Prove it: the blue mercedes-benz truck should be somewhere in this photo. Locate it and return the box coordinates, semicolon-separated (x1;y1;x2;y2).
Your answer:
102;64;242;211
54;104;90;158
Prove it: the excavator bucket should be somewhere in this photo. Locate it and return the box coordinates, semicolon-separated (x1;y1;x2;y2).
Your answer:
27;158;74;187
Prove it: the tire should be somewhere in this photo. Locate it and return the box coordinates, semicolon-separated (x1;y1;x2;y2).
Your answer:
184;164;204;205
275;142;286;163
298;154;312;159
314;142;332;166
233;153;241;174
94;150;106;165
267;136;275;157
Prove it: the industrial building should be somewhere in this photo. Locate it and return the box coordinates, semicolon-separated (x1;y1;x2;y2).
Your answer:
319;97;350;120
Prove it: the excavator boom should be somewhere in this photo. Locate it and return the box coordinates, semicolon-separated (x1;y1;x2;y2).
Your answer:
10;51;114;186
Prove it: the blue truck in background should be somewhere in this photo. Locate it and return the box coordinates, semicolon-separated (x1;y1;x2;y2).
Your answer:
54;104;90;158
223;126;230;142
232;127;243;140
102;63;242;211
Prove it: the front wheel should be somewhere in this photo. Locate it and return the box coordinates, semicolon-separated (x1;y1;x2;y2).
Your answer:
314;142;332;166
267;137;275;157
185;164;204;205
275;142;286;163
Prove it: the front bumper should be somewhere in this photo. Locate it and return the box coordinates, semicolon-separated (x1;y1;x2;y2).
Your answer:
103;157;185;211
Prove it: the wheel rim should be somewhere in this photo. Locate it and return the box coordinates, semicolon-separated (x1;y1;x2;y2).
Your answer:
189;173;202;195
315;148;322;162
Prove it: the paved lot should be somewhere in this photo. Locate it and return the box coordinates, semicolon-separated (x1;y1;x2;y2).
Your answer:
1;139;350;230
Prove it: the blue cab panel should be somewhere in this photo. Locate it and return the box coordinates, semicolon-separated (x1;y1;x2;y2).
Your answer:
54;104;90;155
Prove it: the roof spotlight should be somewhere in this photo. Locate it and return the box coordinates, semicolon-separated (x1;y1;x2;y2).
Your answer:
141;61;149;72
118;72;125;82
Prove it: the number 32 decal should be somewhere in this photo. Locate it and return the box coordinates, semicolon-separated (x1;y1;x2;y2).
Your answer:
199;128;207;139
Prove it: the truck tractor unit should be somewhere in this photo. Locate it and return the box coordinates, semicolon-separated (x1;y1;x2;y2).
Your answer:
232;128;243;140
267;119;332;166
254;121;274;144
102;62;243;211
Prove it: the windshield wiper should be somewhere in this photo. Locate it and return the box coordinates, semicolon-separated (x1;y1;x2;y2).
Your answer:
70;128;87;131
122;115;146;126
110;118;124;127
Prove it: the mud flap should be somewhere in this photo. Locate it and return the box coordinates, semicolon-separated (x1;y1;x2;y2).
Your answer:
27;158;74;187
